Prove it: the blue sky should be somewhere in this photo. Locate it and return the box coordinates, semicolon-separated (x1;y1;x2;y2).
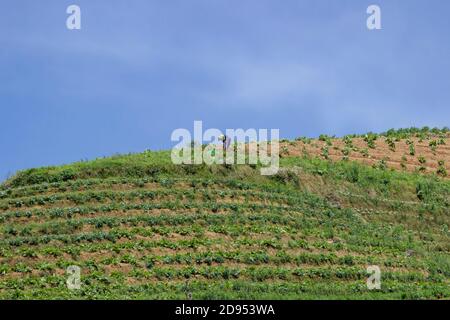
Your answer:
1;0;449;180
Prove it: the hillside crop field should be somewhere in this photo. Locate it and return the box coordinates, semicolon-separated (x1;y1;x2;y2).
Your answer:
281;128;450;175
0;128;449;300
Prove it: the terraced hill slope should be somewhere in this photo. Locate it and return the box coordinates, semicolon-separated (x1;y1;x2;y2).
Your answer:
0;128;449;299
281;128;450;176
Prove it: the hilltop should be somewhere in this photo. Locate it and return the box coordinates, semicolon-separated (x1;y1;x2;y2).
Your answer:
0;127;449;299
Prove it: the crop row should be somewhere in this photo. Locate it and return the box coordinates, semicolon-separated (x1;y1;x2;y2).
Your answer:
2;246;434;278
4;213;428;256
0;197;333;224
1;277;447;300
0;211;320;238
0;221;430;258
0;210;342;243
0;187;327;211
0;264;441;286
2;230;426;268
0;176;292;200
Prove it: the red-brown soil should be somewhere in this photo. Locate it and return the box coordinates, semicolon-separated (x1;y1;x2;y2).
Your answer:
281;135;450;177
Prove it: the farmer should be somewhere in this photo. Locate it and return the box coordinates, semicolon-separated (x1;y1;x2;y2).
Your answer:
218;134;231;152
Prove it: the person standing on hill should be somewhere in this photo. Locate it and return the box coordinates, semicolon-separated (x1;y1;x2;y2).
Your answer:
219;134;231;152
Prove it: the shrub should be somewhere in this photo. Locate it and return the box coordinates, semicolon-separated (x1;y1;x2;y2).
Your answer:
429;140;438;153
360;148;369;158
409;144;415;156
272;169;299;186
416;180;436;201
364;134;377;149
401;155;407;170
375;159;388;171
385;137;396;152
418;156;426;165
321;146;329;160
437;161;447;177
343;136;353;147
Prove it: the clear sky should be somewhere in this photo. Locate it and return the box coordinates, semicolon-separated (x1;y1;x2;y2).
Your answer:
1;0;449;180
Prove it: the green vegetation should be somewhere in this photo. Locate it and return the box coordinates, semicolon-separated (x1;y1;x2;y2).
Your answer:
0;129;449;300
364;134;377;149
437;161;447;178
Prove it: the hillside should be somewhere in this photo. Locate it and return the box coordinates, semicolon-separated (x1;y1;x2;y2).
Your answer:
0;128;449;300
281;127;450;175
